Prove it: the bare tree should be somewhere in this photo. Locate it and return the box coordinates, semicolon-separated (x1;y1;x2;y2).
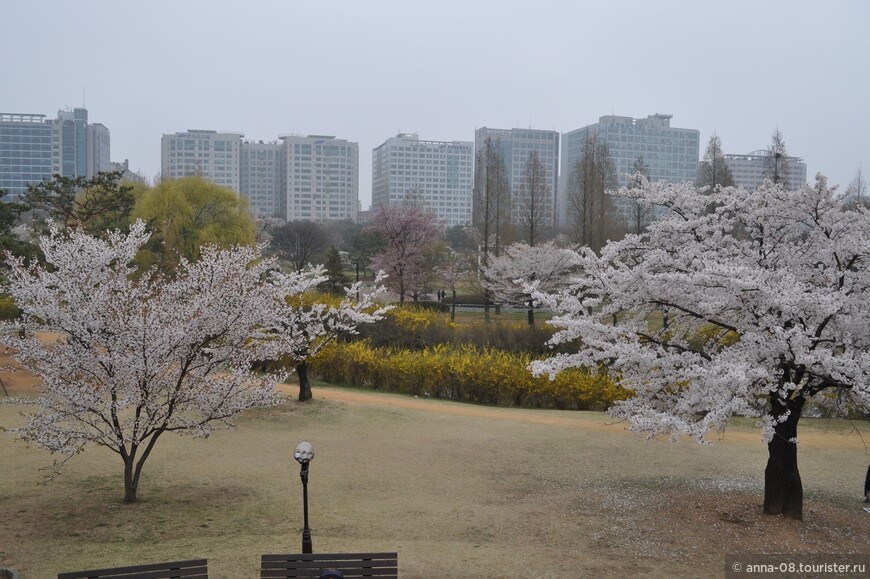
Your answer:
566;132;620;252
627;156;652;234
763;128;791;188
271;220;331;272
697;134;734;191
473;137;510;320
515;150;552;247
845;164;868;206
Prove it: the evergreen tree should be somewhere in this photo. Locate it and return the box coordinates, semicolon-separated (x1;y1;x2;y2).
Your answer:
319;245;350;294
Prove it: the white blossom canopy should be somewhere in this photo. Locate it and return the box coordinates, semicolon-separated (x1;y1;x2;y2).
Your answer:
531;177;870;443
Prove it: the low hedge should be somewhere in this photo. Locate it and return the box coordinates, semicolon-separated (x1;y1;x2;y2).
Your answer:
310;340;629;411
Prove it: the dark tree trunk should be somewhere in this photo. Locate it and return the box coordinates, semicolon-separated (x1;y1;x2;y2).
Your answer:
763;393;805;519
123;456;138;503
450;289;456;322
527;298;535;326
297;361;312;402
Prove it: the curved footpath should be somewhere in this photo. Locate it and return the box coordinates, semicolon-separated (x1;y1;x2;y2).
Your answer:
276;383;866;449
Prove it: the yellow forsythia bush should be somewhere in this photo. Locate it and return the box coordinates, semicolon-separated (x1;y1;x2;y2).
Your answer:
310;340;629;410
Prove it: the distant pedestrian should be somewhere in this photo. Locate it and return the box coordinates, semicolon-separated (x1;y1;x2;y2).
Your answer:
865;464;870;503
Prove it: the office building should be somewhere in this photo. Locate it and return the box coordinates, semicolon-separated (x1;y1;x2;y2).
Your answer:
279;135;358;223
723;151;807;190
560;114;699;227
372;133;474;227
87;123;112;178
474;127;559;227
161;130;243;193
1;107;111;200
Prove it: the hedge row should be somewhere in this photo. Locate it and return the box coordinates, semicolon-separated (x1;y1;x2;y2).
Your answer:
352;305;570;354
310;340;628;410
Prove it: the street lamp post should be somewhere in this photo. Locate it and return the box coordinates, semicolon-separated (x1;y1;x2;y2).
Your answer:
294;441;315;554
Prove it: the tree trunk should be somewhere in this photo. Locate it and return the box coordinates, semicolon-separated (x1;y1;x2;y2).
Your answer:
450;289;456;322
297;361;312;402
123;456;138;503
527;299;535;326
763;393;804;519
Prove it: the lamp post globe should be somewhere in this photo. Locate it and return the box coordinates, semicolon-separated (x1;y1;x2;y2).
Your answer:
294;441;315;554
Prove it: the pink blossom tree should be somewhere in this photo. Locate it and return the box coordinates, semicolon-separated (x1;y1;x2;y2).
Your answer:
367;204;444;303
530;176;870;520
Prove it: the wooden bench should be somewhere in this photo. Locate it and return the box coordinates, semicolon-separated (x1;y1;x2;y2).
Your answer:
261;552;398;578
57;558;208;579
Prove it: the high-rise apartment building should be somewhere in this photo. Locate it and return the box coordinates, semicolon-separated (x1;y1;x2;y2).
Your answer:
163;130;359;222
372;133;474;227
560;114;699;227
240;141;283;217
279;135;358;223
161;130;243;193
723;151;807;190
1;108;111;200
474;127;560;227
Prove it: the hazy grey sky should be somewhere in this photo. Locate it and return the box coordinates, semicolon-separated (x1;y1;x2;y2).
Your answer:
4;0;868;209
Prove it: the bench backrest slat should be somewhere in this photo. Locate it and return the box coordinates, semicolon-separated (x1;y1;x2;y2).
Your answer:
261;553;398;578
58;558;208;579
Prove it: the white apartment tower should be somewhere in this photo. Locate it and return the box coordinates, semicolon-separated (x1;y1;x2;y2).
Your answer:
161;130;243;192
560;114;699;227
372;133;474;227
279;135;358;223
723;150;807;190
474;127;559;227
240;140;283;217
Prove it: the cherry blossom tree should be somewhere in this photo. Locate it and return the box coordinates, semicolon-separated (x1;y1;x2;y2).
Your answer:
530;176;870;520
270;267;391;402
1;221;392;499
367;204;444;303
483;241;579;325
1;221;284;502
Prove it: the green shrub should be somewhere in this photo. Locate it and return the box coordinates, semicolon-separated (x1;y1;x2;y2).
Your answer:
0;295;21;320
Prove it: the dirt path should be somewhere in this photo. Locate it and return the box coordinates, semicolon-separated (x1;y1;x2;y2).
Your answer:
278;383;868;450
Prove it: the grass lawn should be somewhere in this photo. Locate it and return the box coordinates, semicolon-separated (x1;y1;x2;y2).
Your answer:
1;376;869;577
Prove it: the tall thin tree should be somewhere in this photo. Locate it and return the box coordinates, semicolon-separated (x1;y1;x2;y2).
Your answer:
515;150;551;247
627;156;651;234
697;134;734;191
763;128;790;188
473;137;510;320
566;131;620;252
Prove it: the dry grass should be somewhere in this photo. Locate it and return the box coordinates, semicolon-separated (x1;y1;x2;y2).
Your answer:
1;366;869;578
